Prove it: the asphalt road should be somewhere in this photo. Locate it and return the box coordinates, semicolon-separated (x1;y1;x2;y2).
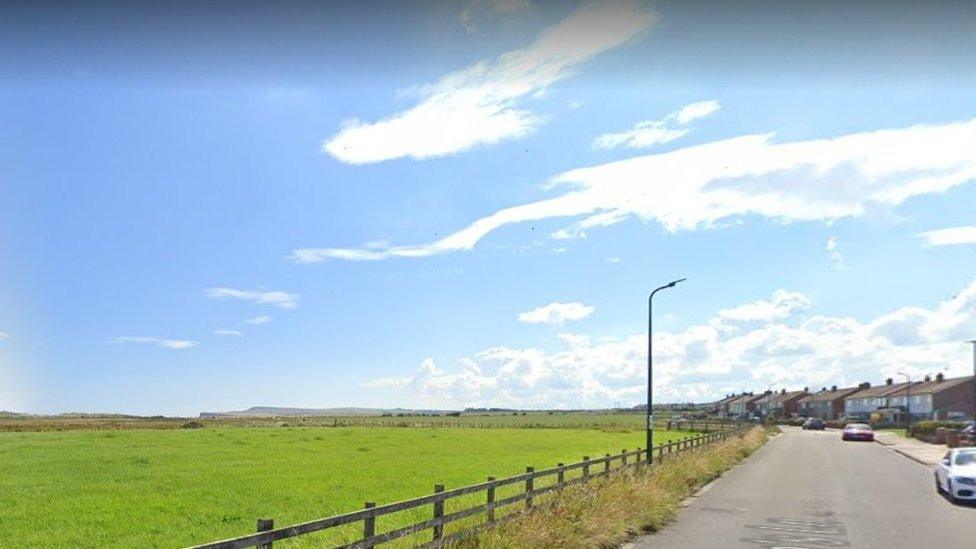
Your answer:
632;427;976;548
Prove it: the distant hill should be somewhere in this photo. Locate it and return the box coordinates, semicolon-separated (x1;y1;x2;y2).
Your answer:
199;406;451;418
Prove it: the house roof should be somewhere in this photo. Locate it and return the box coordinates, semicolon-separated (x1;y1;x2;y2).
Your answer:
846;381;916;399
712;394;739;406
777;390;808;404
728;393;762;406
756;390;807;405
798;386;863;403
897;375;974;395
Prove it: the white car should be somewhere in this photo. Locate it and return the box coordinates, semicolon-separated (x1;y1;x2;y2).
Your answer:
934;447;976;503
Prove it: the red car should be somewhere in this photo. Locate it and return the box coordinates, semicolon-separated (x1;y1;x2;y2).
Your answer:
842;423;874;441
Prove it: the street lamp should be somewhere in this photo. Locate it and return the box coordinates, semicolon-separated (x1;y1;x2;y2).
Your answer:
897;371;911;436
647;278;686;464
967;340;976;424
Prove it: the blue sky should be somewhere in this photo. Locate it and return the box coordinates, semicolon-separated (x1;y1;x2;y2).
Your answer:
2;0;975;415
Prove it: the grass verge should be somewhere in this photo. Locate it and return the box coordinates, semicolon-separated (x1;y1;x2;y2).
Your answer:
455;427;768;549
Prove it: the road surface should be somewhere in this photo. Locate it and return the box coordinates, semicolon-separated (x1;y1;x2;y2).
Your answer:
633;427;976;548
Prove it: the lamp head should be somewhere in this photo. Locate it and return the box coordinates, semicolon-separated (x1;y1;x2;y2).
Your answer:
668;278;687;288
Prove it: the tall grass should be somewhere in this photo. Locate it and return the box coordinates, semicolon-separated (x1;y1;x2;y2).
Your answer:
457;427;768;549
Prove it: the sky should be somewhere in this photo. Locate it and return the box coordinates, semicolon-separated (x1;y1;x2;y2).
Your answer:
1;0;975;416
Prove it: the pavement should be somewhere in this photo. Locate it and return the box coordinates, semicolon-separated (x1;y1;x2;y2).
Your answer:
629;427;976;548
873;430;949;466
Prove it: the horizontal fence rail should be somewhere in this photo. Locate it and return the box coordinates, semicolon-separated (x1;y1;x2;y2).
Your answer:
188;424;751;549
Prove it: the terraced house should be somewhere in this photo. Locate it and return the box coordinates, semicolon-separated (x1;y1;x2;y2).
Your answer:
886;374;976;421
727;392;763;419
755;388;807;418
797;385;864;420
844;378;914;421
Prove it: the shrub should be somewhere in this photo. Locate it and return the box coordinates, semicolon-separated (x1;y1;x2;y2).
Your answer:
180;420;204;429
911;421;967;436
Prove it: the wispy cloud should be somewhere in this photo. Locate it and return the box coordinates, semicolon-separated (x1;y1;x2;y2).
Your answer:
205;287;298;309
112;336;198;350
518;302;594;324
593;99;720;150
213;329;244;337
296;116;976;262
917;225;976;246
0;331;9;340
825;236;848;270
245;315;272;325
323;0;656;164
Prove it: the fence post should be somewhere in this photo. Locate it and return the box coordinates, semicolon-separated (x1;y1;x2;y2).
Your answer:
257;518;274;549
525;467;534;509
557;464;565;490
621;449;627;467
363;502;376;548
486;477;496;523
657;443;664;462
583;456;590;482
433;485;445;542
636;447;641;465
604;453;611;476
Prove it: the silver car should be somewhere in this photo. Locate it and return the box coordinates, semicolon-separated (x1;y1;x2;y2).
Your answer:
935;448;976;503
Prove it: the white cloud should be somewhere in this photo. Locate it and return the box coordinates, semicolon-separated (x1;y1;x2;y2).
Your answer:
323;1;656;164
213;329;244;337
0;331;9;340
826;236;848;270
245;315;272;325
112;336;198;350
298;116;976;262
205;287;298;309
714;290;812;326
593;99;720;150
917;225;976;246
368;277;976;407
518;302;595;324
607;257;622;264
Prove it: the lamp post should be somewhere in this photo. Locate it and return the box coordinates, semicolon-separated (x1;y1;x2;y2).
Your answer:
647;278;686;464
967;340;976;424
897;372;911;436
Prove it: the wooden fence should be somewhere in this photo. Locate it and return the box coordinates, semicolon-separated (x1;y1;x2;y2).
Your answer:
188;424;750;549
665;419;736;432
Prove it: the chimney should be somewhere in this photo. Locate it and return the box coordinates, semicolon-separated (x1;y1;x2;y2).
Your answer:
822;386;828;392
764;389;772;395
781;388;786;394
859;381;871;389
803;386;809;392
831;385;837;392
886;377;893;385
924;374;931;382
936;372;945;382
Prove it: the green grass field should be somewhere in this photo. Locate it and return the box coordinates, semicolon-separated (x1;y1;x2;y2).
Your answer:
0;425;694;548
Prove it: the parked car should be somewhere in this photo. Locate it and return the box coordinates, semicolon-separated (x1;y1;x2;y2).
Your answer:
841;423;874;441
803;418;825;430
935;448;976;504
